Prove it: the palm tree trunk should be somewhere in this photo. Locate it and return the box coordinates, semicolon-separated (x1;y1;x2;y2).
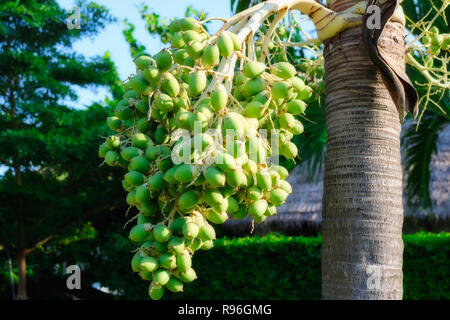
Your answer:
321;0;404;299
16;247;28;300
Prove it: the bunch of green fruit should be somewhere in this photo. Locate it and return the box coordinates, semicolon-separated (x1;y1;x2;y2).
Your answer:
99;16;313;299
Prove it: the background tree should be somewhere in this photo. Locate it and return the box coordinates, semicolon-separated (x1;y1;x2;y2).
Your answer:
0;0;124;299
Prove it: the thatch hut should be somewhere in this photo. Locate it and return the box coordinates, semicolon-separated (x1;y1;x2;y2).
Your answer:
222;123;450;237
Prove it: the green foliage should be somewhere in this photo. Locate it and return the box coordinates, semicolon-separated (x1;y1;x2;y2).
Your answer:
0;0;125;286
403;232;450;300
34;232;446;300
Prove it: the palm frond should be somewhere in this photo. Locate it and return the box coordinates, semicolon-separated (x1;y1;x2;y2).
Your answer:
401;111;448;210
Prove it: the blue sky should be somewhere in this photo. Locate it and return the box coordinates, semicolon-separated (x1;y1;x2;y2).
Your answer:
56;0;232;108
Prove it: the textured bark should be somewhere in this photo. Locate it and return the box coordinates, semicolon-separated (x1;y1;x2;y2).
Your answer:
321;0;404;299
16;249;28;300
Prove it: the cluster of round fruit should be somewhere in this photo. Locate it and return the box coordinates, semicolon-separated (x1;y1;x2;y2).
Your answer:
98;16;311;299
129;213;214;300
422;26;450;56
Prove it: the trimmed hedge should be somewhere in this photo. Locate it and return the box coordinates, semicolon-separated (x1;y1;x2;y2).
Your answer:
161;232;449;300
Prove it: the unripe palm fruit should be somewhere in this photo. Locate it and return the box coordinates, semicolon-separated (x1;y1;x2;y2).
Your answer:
243;61;266;79
137;213;151;224
153;269;170;286
137;118;152;133
242;78;265;97
270;62;296;79
204;166;226;187
126;190;137;206
211;84;228;111
107;116;123;132
140;201;158;217
134;55;154;70
247;186;263;200
272;81;294;100
176;251;192;272
149;283;164;300
154;50;173;71
217;31;234;57
168;237;185;254
106;135;120;149
114;105;133;120
226;169;247;188
143;66;160;87
272;165;289;180
161;73;180;97
202;44;220;68
206;208;229;224
129;74;149;95
269;188;289;206
159;253;177;269
231;205;248;219
278;180;292;194
256;171;272;191
170;217;187;234
140;256;159;273
178;17;202;32
129;224;148;242
192;133;213;151
244;100;265;118
153;224;172;243
289;77;306;93
201;239;215;250
125;171;145;186
280;141;298;159
148;172;166;191
198;223;216;241
131;253;143;272
186;40;205;59
135;184;151;203
226;140;246;159
227;31;241;50
166;277;184;293
123;90;137;99
130;156;149;173
132;133;150;149
155;93;174;112
290;120;304;135
286;99;307;115
182;30;202;43
189;70;207;97
297;85;313;101
249;199;268;219
145;145;160;161
105;150;119;166
154;125;169;144
266;205;277;216
179;190;200;210
279;112;296;130
226;196;239;214
171;31;185;47
179;268;198;283
182;222;199;240
98;143;109;158
222;112;245;139
204;189;224;207
174;164;199;183
431;34;444;47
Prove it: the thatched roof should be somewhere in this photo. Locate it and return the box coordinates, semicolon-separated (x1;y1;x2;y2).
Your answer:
222;123;450;236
